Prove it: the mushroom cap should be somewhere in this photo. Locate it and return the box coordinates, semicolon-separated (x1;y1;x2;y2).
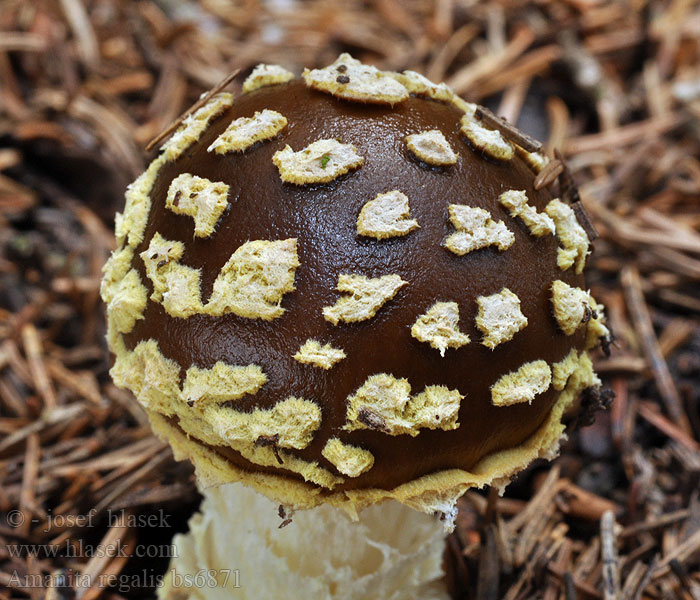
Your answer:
102;55;608;515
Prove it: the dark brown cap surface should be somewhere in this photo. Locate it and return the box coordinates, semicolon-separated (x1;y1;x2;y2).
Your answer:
103;59;606;510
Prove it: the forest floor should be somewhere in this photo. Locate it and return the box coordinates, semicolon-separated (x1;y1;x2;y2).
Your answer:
0;1;699;598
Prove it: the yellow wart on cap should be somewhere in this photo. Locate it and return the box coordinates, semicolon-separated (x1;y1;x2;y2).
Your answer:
273;139;364;185
242;64;295;93
476;288;528;349
356;190;419;239
491;360;552;407
551;280;590;336
405;130;457;166
445;205;514;255
411;302;470;356
140;233;204;318
202;397;322;450
174;404;343;489
141;233;187;302
293;339;346;370
405;385;463;431
237;445;343;489
182;362;267;407
545;198;590;274
109;335;340;490
161;93;234;161
345;374;410;434
141;236;299;321
568;351;600;391
101;245;135;300
104;268;148;335
303;53;409;106
460;116;514;161
116;154;167;247
550;349;599;402
110;338;181;416
388;70;454;102
206;238;299;320
323;274;407;325
207;109;288;154
345;374;462;436
552;349;580;391
322;439;375;477
586;295;612;351
166;173;230;238
498;189;555;237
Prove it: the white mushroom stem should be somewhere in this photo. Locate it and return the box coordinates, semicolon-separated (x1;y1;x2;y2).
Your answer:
158;482;450;600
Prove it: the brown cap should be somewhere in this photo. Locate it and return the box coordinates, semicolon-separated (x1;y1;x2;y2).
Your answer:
101;54;610;516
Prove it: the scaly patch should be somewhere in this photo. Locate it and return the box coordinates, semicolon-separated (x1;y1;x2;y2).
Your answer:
388;70;454;102
445;205;514;255
173;397;339;488
293;339;346;370
356;190;419;239
460;116;514;161
206;238;299;320
242;64;295;93
323;274;407;325
273;139;364;185
116;154;167;247
140;233;203;318
476;288;528;349
236;442;343;488
405;130;457;166
172;406;343;489
552;349;581;391
202;397;322;450
345;374;462;436
141;236;298;320
165;173;230;238
545;198;590;274
302;53;409;106
498;189;555;237
101;245;135;302
345;374;410;434
551;280;590;336
160;93;234;161
322;439;375;477
104;268;148;334
568;351;601;391
491;360;552;407
405;386;463;431
182;362;267;407
110;338;181;416
586;295;612;351
207;109;288;154
411;302;470;356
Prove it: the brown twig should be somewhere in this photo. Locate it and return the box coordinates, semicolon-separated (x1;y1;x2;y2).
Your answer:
145;69;240;151
621;266;692;435
474;105;542;153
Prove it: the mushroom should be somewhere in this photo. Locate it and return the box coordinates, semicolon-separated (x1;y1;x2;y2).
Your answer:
101;54;611;598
